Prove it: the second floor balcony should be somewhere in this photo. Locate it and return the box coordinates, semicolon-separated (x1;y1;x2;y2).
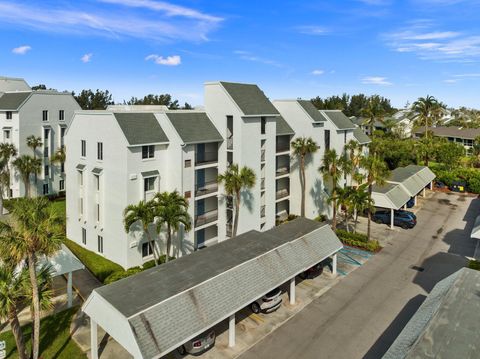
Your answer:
195;208;219;227
195;151;218;166
276;188;289;200
195;179;218;197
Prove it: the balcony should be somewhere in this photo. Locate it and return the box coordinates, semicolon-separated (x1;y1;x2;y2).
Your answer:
261;178;265;191
276;188;289;200
195;179;218;197
195;151;218;166
261;150;266;162
195;209;218;227
276;166;290;177
276;143;290;153
261;205;266;218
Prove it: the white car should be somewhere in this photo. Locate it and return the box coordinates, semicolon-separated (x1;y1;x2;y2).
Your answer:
250;288;282;314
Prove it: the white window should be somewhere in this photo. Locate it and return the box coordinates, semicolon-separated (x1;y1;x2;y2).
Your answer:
97;142;103;160
59;110;65;121
97;235;103;253
42;183;49;195
142;242;153;257
6;111;12;120
142;145;154;159
44;165;49;177
78;170;83;186
82;228;86;245
42;110;48;122
144;177;156;192
81;140;86;157
3;130;10;141
59;180;65;191
60;127;66;147
94;174;100;191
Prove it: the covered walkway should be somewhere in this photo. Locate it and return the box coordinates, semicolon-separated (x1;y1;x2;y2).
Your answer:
82;218;343;359
371;165;435;229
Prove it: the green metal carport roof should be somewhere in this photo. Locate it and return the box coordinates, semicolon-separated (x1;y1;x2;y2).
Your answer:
387;165;435;197
82;218;343;359
371;182;411;210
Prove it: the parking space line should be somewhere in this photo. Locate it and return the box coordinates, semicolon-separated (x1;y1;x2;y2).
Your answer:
249;313;265;324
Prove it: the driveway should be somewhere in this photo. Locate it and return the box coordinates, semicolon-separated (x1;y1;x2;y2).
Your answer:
240;191;479;359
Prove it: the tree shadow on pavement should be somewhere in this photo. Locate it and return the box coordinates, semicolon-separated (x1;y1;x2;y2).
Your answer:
362;295;426;359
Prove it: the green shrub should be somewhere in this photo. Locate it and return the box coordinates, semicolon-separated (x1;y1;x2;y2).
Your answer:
430;163;480;193
468;260;480;271
336;229;368;243
104;267;143;284
142;255;175;269
314;214;328;222
64;239;124;283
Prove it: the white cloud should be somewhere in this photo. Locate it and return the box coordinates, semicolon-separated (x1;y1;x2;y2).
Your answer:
145;54;181;66
311;69;325;75
81;53;93;63
296;25;329;35
12;45;31;55
234;50;283;68
443;79;458;83
361;76;392;85
0;1;222;42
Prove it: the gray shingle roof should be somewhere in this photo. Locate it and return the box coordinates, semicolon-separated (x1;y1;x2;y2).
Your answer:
372;182;411;209
353;128;371;144
297;100;327;122
415;126;480;140
276;116;294;135
220;82;280;116
0;92;31;110
388;165;435;197
91;217;342;359
383;268;480;359
165;112;222;144
322;110;357;130
113;112;168;146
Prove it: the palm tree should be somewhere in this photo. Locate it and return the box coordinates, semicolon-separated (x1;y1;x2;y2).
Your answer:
123;200;159;266
320;149;345;231
337;186;354;232
0;159;10;215
349;183;374;233
153;191;191;262
217;164;256;237
360;154;390;240
0;197;63;359
361;95;386;137
51;146;66;174
0;143;18;199
26;136;43;191
12;155;41;198
0;263;28;359
291;137;318;217
410;95;441;139
344;140;364;187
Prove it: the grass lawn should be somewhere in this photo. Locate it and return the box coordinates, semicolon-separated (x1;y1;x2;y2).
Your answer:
50;198;66;219
0;307;86;359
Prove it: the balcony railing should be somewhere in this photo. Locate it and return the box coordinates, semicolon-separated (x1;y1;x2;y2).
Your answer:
226;222;233;237
227;137;233;150
261;150;266;162
276;188;289;200
276;166;290;176
261;178;265;190
195;209;218;227
195;180;218;197
195;152;218;166
261;205;266;218
276;143;290;153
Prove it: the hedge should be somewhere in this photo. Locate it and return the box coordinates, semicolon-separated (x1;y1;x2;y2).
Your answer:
430;163;480;193
64;238;124;283
335;230;381;252
468;260;480;271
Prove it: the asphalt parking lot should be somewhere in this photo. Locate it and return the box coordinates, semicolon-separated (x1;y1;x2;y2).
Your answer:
240;190;479;359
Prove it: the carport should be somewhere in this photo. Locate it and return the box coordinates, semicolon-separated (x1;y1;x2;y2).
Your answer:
470;215;480;239
82;218;343;359
371;165;435;229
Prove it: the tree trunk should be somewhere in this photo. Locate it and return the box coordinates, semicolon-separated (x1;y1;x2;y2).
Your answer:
23;175;30;198
165;224;172;263
354;211;359;233
332;188;337;231
9;308;28;359
27;252;40;359
344;208;349;232
145;227;159;266
367;185;373;241
300;156;305;217
233;192;240;237
0;189;4;216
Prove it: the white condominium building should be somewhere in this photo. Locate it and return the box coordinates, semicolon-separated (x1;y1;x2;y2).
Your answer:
0;76;80;197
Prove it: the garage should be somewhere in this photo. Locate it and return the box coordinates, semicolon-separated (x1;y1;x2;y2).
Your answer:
82;217;343;359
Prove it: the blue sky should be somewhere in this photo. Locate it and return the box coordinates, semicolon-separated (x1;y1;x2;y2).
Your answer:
1;0;480;108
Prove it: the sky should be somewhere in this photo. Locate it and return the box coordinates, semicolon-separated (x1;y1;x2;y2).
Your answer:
1;0;480;108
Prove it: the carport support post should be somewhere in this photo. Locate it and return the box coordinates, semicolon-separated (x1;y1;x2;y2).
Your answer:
414;196;417;206
91;318;98;359
67;271;72;308
228;314;235;347
332;254;337;276
390;209;394;230
430;181;433;190
423;187;426;197
289;277;296;305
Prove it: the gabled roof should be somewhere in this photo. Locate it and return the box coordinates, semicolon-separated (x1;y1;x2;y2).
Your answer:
84;218;343;359
371;182;411;209
113;112;168;146
415;126;480;140
353;128;371;144
220;81;280;116
0;91;31;110
322;110;356;130
388;165;435;197
297;100;327;122
383;268;480;359
165;112;223;144
276;115;294;135
0;76;31;92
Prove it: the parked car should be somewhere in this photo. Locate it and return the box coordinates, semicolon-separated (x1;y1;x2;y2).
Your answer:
177;330;216;355
451;181;466;193
299;258;331;279
435;181;447;189
372;210;416;229
406;197;415;208
250;288;282;314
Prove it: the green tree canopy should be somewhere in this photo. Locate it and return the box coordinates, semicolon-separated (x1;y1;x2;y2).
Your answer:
73;89;115;110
